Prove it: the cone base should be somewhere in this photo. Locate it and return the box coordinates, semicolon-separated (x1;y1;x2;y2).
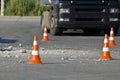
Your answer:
28;55;42;64
109;41;116;47
99;52;112;61
41;37;49;41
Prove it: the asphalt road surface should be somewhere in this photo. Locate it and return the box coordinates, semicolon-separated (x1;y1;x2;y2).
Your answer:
0;16;120;80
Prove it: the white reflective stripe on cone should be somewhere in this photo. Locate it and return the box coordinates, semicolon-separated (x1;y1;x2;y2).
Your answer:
109;37;114;40
103;47;109;52
43;33;48;36
110;31;114;34
104;39;108;43
44;28;47;31
32;50;39;55
33;41;38;45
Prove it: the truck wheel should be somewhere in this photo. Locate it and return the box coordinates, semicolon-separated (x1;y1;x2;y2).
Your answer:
50;17;63;35
41;12;46;28
41;11;50;33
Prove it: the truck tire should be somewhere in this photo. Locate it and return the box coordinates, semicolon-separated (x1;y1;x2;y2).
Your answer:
41;11;51;33
50;17;63;35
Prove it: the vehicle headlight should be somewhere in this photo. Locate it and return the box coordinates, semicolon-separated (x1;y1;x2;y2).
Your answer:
110;8;119;13
109;18;119;21
59;18;69;22
102;0;105;3
59;8;70;14
59;3;63;7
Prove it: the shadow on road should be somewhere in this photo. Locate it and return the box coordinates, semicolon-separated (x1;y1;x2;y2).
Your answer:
60;27;120;36
0;38;17;43
61;31;104;36
61;33;103;36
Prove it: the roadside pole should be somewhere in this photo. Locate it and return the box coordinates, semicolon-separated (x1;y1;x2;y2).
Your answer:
1;0;5;16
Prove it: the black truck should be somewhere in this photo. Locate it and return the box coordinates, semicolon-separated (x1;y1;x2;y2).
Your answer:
40;0;120;35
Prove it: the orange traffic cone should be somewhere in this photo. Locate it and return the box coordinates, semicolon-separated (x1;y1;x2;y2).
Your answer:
109;27;116;47
99;34;112;61
41;25;49;41
28;36;42;64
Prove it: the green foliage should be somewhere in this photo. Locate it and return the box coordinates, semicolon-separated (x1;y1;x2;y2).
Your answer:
5;0;44;16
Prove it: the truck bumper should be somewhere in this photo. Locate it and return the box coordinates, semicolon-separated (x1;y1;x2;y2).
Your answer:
57;12;119;29
58;21;119;29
